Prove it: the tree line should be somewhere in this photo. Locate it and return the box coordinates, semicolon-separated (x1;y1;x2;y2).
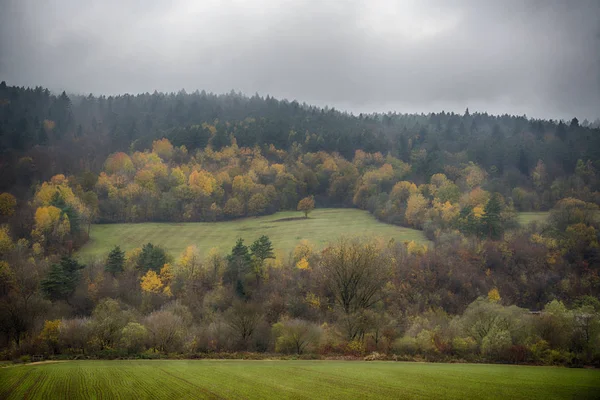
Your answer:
2;231;599;365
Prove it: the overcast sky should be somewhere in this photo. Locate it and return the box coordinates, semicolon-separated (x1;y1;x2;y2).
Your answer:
1;0;599;120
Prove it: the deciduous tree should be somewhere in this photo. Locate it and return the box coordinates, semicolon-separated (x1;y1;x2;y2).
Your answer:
297;196;315;218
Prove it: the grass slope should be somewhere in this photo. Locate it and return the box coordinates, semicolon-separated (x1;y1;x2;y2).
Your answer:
1;360;599;399
517;212;550;226
78;209;427;259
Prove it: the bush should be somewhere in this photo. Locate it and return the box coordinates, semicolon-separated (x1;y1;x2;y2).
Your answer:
528;340;550;363
120;322;148;353
507;345;529;363
346;340;366;356
452;337;477;357
481;329;512;360
18;355;31;364
416;330;436;355
273;319;322;355
547;350;574;366
393;336;417;355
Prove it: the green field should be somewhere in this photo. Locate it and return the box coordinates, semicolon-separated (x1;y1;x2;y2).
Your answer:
78;209;427;259
517;212;550;226
1;360;599;399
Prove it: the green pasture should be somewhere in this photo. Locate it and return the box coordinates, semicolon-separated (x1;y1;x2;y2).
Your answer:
517;212;550;226
1;360;598;399
78;208;427;259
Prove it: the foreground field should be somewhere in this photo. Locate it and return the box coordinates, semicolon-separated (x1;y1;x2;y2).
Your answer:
78;208;427;259
1;360;599;399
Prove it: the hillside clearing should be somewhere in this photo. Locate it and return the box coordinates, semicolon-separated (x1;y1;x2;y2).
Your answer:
517;212;550;226
78;208;427;259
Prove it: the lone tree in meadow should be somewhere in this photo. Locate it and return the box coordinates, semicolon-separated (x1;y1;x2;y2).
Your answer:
297;196;315;218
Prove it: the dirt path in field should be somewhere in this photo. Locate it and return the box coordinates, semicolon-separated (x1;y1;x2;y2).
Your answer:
28;360;69;366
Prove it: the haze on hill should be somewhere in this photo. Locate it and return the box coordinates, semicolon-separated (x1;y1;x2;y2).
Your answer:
1;0;599;121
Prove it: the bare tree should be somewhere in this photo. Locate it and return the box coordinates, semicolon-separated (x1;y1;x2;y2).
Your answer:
224;301;263;350
144;310;185;352
272;318;322;354
320;238;390;315
319;238;391;339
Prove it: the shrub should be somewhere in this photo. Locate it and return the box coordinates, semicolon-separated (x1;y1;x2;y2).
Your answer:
507;345;529;363
18;355;31;363
416;330;436;354
346;340;366;356
393;336;417;355
481;329;512;360
452;337;477;357
529;340;550;363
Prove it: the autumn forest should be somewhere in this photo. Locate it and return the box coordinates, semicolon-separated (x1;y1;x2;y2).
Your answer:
0;81;599;365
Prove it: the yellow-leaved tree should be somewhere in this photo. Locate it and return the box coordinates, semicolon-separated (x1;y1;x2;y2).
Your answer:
296;257;310;270
405;193;429;228
152;138;174;161
0;225;14;255
178;245;202;277
0;193;16;217
32;206;70;247
293;240;314;263
140;265;173;297
189;169;217;196
487;288;501;303
140;270;164;293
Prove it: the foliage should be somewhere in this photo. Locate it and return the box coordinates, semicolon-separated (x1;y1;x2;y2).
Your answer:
105;246;125;275
136;243;168;272
41;256;85;302
297;196;315;218
0;193;16;217
272;319;322;354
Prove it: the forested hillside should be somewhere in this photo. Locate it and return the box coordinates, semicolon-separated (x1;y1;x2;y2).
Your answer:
1;82;599;365
2;81;599;201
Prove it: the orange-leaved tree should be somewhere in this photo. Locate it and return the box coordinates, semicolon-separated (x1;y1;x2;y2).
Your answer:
297;196;315;218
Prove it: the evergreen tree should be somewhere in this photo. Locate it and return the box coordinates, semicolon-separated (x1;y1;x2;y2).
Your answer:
226;238;252;297
41;256;84;302
481;193;503;240
136;243;168;272
105;245;125;275
250;235;274;263
517;149;529;175
250;235;274;284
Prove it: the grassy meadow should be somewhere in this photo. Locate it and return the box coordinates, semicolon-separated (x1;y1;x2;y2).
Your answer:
77;208;427;259
517;212;550;226
1;360;599;399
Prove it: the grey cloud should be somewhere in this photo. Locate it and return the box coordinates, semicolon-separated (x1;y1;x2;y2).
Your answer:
1;0;598;120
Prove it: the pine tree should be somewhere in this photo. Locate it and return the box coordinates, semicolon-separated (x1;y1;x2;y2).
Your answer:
250;235;274;263
41;256;84;302
226;238;252;298
105;245;125;275
481;193;503;240
136;243;167;272
250;235;274;284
